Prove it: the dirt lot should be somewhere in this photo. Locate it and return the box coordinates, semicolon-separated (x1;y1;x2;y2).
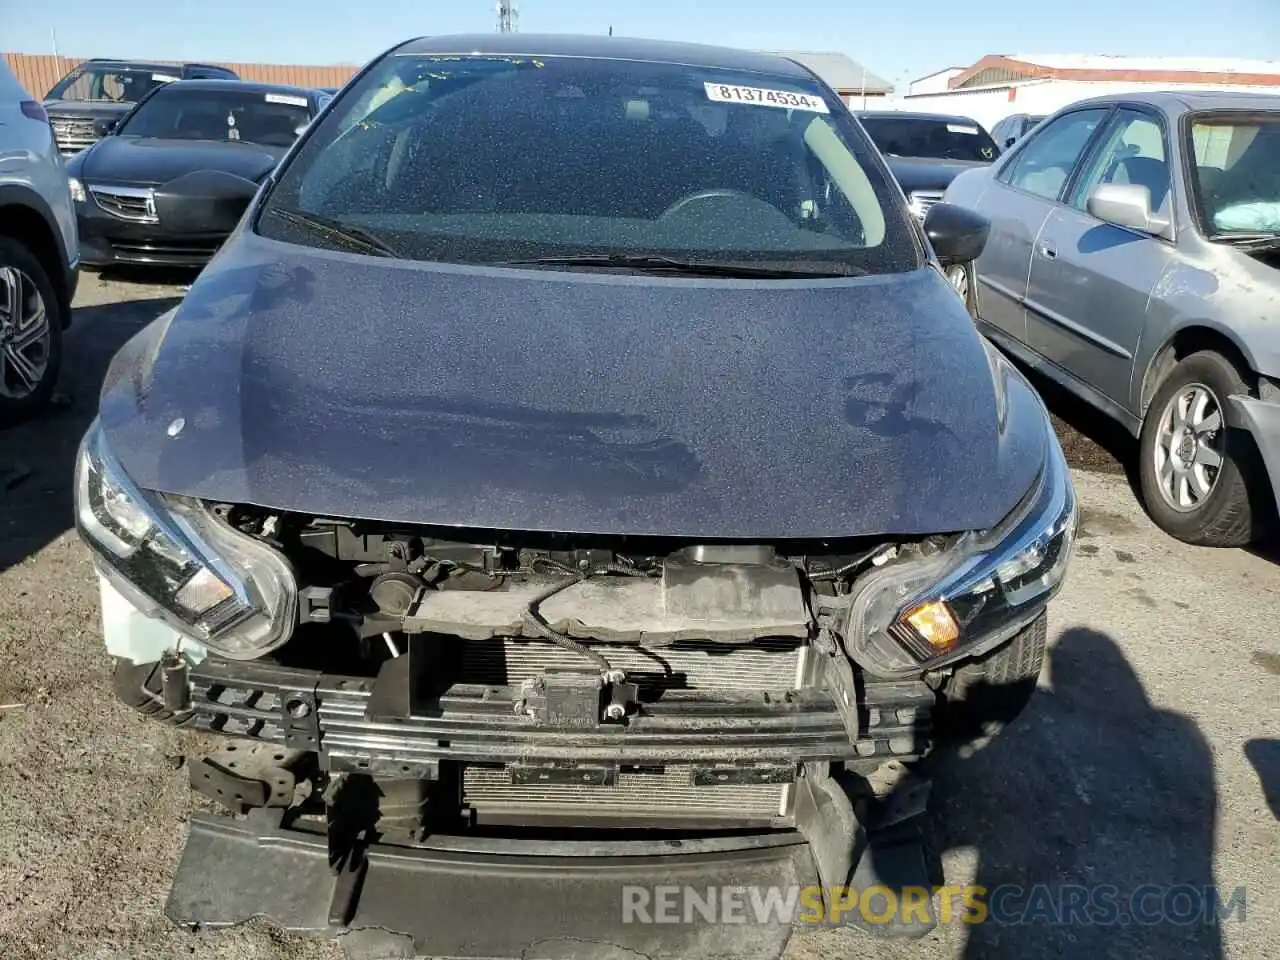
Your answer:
0;274;1276;960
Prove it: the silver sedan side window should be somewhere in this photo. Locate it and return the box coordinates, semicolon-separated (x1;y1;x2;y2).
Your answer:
1000;109;1109;201
1070;110;1171;216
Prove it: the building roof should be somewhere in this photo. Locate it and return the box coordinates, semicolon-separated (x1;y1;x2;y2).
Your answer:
912;66;964;82
948;53;1280;90
767;51;893;93
1010;54;1280;75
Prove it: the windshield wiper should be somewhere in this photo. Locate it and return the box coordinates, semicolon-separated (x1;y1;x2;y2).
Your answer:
1211;231;1280;250
493;254;861;278
265;207;404;259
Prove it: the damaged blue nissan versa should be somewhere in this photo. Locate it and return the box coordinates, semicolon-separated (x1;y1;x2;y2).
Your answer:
75;35;1077;959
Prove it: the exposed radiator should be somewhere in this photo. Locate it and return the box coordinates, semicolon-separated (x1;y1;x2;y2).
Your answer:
458;636;807;695
462;763;788;820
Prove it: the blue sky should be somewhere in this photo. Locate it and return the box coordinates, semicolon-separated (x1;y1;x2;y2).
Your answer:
3;0;1278;84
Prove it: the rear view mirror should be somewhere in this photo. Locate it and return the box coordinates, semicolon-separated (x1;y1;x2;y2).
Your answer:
1087;183;1171;238
1004;136;1017;149
152;169;260;236
923;202;990;267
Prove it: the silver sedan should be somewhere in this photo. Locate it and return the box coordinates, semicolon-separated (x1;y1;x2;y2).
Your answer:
946;90;1280;547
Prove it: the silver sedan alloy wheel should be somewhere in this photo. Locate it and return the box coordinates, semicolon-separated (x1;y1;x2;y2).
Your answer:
1152;382;1225;513
0;265;52;401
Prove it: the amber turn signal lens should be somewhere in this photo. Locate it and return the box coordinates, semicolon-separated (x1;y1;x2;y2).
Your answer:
903;601;961;652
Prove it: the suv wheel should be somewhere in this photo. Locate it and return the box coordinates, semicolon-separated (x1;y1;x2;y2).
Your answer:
0;236;63;421
1138;350;1264;547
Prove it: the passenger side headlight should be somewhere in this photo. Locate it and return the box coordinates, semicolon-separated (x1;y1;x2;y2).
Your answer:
74;421;296;660
843;436;1077;676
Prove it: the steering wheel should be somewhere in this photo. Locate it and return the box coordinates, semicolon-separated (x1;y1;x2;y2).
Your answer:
659;188;758;219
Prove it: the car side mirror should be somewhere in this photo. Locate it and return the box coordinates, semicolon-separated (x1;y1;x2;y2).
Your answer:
151;170;261;236
923;201;990;267
1086;182;1171;238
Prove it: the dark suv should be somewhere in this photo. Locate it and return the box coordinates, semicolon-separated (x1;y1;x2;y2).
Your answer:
77;35;1076;959
43;59;239;155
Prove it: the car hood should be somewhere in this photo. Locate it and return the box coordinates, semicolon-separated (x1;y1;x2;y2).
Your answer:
77;136;284;187
885;157;992;193
98;233;1048;540
44;100;134;120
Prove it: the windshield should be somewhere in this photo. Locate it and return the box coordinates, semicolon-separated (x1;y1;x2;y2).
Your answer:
47;65;180;103
1190;114;1280;236
859;116;998;163
119;86;314;147
258;53;918;276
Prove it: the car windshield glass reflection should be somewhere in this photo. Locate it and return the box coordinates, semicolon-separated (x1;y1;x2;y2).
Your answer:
47;66;179;103
118;88;313;147
860;116;999;162
1192;115;1280;235
257;55;920;276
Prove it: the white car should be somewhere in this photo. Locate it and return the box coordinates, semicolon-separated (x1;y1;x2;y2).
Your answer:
0;61;79;420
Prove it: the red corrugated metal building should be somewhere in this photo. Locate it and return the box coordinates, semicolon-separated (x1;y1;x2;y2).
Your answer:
3;52;360;98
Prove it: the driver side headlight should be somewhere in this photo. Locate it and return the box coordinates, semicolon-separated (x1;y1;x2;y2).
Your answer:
74;421;296;660
843;436;1077;676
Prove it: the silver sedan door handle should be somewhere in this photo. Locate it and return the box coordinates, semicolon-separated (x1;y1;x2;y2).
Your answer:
1037;241;1058;260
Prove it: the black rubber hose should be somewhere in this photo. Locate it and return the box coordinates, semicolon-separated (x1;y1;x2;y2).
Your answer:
520;564;655;674
521;574;614;673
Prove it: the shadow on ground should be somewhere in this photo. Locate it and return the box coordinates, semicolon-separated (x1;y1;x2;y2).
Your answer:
1244;738;1279;820
0;292;182;574
920;627;1224;959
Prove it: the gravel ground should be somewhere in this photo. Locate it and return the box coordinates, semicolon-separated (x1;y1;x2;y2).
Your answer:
0;274;1275;960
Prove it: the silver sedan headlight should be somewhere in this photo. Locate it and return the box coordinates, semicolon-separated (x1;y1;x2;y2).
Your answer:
843;436;1077;676
75;421;297;660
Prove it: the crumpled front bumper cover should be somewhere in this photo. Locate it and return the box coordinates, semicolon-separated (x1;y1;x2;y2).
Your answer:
170;796;937;959
168;809;818;960
1229;394;1280;509
165;660;939;956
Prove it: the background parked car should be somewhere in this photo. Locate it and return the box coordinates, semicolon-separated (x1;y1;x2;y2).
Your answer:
67;80;325;268
856;110;1000;311
43;59;240;155
945;91;1280;547
990;113;1046;151
0;60;79;420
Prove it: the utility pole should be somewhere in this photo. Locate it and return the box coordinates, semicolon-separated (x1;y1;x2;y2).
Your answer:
497;0;518;33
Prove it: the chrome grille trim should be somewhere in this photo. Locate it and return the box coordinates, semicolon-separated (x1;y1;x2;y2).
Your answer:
908;190;945;220
50;117;101;154
89;185;158;223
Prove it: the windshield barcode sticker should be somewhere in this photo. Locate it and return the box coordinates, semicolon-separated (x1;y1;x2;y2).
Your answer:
152;74;179;82
947;123;980;135
265;93;310;106
704;83;829;114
